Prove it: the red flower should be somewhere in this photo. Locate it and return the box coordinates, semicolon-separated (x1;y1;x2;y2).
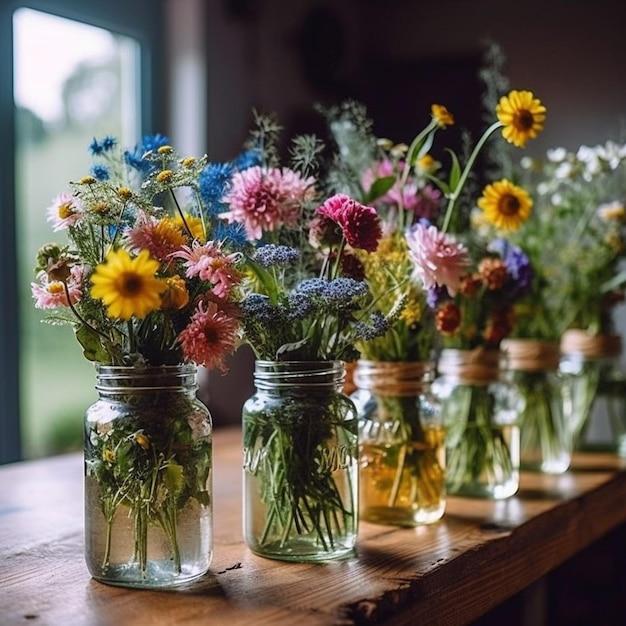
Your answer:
317;194;382;252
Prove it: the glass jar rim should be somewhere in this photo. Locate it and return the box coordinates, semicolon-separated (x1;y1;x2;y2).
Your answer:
355;360;434;396
438;348;501;385
253;360;344;390
95;363;197;393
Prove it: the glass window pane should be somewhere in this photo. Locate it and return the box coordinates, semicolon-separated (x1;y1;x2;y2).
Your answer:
13;8;141;458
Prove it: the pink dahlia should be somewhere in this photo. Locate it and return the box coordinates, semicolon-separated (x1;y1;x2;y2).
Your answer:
406;223;469;295
317;194;382;252
172;241;241;298
178;301;239;372
126;213;187;261
46;192;83;231
221;166;315;240
410;185;442;220
31;264;84;309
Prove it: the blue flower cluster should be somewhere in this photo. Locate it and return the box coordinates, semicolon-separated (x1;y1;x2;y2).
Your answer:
232;149;262;172
354;312;390;340
89;135;117;155
489;239;533;297
292;277;368;311
253;245;299;268
199;162;234;215
91;164;110;181
124;134;170;173
213;222;248;250
241;294;284;325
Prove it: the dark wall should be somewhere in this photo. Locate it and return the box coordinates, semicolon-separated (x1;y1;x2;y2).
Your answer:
200;0;626;425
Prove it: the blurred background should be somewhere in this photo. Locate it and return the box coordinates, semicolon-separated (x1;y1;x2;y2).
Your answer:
2;0;626;462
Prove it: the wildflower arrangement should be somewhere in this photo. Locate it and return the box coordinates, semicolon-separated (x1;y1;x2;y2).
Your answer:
220;113;389;559
34;134;249;580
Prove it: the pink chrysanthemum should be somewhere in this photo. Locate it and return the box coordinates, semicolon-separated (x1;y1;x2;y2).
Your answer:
406;223;469;295
221;166;315;240
46;192;83;231
126;213;187;261
317;194;382;252
410;184;442;220
31;265;84;309
172;241;241;298
178;301;239;371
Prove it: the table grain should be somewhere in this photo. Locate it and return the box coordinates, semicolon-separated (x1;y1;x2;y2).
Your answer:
1;427;626;626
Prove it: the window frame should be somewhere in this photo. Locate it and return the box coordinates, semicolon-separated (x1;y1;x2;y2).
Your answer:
0;0;165;463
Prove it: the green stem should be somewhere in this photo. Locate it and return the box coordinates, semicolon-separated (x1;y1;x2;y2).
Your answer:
441;121;503;233
169;188;195;239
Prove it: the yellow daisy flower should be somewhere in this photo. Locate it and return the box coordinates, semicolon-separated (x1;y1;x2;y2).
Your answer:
170;213;205;242
496;90;546;147
416;154;440;174
91;249;165;320
478;179;533;231
431;104;454;128
161;275;190;310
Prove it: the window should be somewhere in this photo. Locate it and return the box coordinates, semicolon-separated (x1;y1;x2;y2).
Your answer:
0;0;164;463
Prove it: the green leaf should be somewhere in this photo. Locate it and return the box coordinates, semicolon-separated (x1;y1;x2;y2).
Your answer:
365;176;396;203
275;337;310;360
75;324;109;362
446;149;462;192
415;130;435;161
164;462;184;496
424;174;450;196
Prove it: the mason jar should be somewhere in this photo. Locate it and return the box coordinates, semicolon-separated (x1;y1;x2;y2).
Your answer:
433;349;522;499
502;339;571;474
242;361;358;562
85;365;212;588
352;360;445;526
560;330;623;452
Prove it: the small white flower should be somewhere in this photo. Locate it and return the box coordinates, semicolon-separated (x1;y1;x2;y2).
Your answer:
520;156;534;170
547;147;567;162
537;182;550;196
551;193;563;206
555;162;572;179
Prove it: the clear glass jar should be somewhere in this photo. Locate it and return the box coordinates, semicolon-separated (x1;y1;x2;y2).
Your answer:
243;361;358;562
434;349;522;500
502;340;571;474
85;365;212;588
352;361;445;526
560;331;623;452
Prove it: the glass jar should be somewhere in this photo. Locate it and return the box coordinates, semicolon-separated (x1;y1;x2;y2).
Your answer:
243;361;358;562
352;361;445;526
560;330;623;452
502;340;571;474
85;365;212;588
434;349;522;499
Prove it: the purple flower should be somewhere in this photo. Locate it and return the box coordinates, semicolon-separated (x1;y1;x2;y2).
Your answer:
426;284;450;309
488;239;533;297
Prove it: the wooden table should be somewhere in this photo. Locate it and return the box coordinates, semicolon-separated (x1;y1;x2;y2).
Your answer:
1;428;626;626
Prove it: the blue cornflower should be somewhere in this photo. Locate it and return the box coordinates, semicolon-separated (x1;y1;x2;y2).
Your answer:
213;222;248;250
253;245;299;268
293;278;327;299
124;134;171;173
89;137;104;155
102;135;117;151
232;149;262;172
91;164;110;181
354;312;390;341
286;291;315;321
426;284;449;309
199;162;234;209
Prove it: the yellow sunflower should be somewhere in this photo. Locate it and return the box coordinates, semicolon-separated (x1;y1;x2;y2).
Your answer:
431;104;454;128
91;249;165;320
478;179;533;231
496;90;546;147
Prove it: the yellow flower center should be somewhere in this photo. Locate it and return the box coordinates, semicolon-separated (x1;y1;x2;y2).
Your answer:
158;145;173;155
57;202;74;219
498;193;521;216
47;282;65;294
92;201;110;215
156;169;174;184
117;186;133;200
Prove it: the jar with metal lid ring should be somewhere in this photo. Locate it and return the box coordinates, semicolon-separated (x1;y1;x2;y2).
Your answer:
352;360;445;526
433;349;522;499
242;361;358;561
85;364;212;588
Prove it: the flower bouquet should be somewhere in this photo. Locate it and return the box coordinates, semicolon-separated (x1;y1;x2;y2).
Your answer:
320;101;446;525
404;90;546;498
210;114;390;560
521;141;626;452
33;135;243;586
